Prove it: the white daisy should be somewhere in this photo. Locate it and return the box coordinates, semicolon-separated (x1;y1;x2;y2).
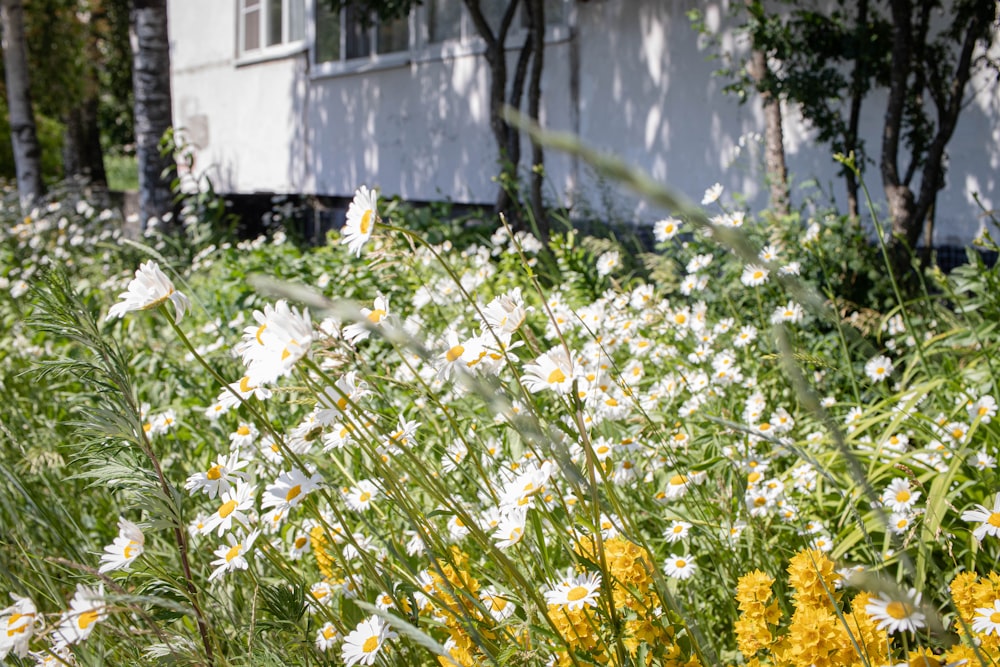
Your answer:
208;529;260;581
54;584;106;646
185;450;250;499
522;347;575;395
261;467;323;513
341;186;378;257
0;594;37;660
972;599;1000;636
106;260;189;322
663;555;697;580
543;571;601;610
865;589;925;634
201;481;257;536
881;478;920;513
238;300;313;385
480;587;517;621
342;615;396;667
98;517;145;573
664;520;692;543
961;493;1000;541
740;265;769;287
865;355;894;383
315;622;339;651
343;293;390;344
654;217;681;242
701;182;723;205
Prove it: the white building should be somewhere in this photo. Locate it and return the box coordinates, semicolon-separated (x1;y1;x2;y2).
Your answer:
167;0;1000;245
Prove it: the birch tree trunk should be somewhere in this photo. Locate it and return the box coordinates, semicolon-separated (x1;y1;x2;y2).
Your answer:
0;0;45;209
131;0;175;231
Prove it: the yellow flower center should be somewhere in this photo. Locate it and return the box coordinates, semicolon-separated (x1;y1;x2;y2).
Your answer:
989;512;1000;528
218;500;237;518
748;471;762;484
895;489;911;503
225;544;242;562
952;428;964;439
6;613;28;635
77;609;99;630
255;323;267;345
566;586;589;602
323;626;337;639
207;464;223;480
367;309;386;324
753;271;763;280
239;376;254;392
675;559;686;568
672;525;684;534
360;209;373;235
359;491;371;503
124;541;139;559
446;345;465;362
286;485;302;502
237;425;251;436
669;474;687;486
991;611;1000;624
362;635;379;653
886;600;910;619
547;368;566;384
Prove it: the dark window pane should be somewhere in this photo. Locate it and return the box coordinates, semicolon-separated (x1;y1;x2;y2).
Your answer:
345;5;371;59
377;14;408;53
429;0;461;43
315;2;340;62
244;7;260;51
267;0;283;45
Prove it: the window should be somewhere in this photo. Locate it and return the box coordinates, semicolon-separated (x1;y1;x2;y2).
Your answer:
315;2;410;65
240;0;305;56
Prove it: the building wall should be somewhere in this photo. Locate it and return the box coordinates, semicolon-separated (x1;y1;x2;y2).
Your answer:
168;0;1000;245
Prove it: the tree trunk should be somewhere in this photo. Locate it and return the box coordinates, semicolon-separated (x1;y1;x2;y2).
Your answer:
843;0;869;221
0;0;45;209
131;0;175;231
64;96;108;188
526;0;546;236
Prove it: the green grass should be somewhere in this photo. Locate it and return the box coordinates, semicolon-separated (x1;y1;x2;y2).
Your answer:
104;153;139;191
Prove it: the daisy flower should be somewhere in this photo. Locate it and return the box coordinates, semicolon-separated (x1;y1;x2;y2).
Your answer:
262;467;323;513
865;589;925;634
740;265;769;287
0;594;37;660
596;250;620;277
480;288;528;335
342;615;397;667
493;509;527;549
216;375;272;410
522;347;575;394
865;355;894;383
106;260;189;322
208;529;260;581
201;481;257;536
343;293;390;344
98;517;145;573
185;450;250;498
544;571;602;610
968;395;998;423
701;182;723;205
653;217;681;242
664;520;692;543
54;584;106;646
972;599;1000;636
663;555;697;580
770;300;804;324
315;622;339;651
238;300;313;385
343;479;380;511
341;185;378;257
961;493;1000;541
881;478;920;513
480;587;517;621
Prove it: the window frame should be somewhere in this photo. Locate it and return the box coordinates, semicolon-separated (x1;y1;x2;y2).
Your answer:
308;0;572;80
237;0;308;66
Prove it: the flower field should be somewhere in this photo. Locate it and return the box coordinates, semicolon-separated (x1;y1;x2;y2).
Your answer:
2;178;1000;667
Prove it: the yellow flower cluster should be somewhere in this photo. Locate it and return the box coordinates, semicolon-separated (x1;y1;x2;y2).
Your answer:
551;536;698;666
427;548;493;667
950;570;1000;655
734;569;779;656
310;525;335;580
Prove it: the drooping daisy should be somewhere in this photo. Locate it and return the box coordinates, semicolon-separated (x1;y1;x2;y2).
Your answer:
238;300;314;385
865;355;894;383
185;450;251;498
208;529;260;581
701;182;723;205
106;260;190;322
961;493;1000;541
262;467;323;513
0;594;37;660
315;622;340;651
865;589;925;634
98;517;145;573
54;584;106;646
341;186;378;257
480;288;528;335
544;571;602;610
663;555;697;580
972;599;1000;636
343;293;391;344
342;614;397;667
